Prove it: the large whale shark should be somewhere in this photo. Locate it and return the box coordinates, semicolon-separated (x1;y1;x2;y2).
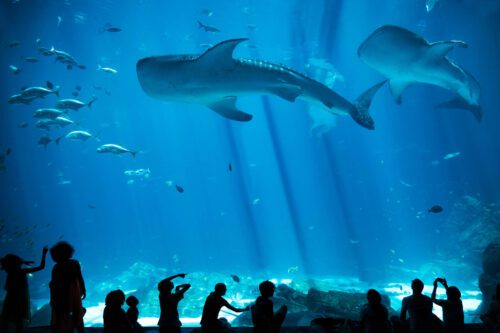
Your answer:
358;25;481;121
136;38;385;129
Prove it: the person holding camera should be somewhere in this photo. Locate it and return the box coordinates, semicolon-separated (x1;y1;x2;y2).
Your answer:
431;278;464;333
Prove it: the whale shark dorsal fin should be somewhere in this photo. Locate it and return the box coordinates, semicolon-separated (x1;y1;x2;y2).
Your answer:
198;38;248;69
208;96;253;122
429;40;468;58
389;79;412;104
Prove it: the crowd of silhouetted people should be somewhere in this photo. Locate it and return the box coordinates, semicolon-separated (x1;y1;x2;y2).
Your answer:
1;242;500;333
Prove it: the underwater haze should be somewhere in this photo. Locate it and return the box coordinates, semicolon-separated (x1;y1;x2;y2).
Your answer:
1;0;500;327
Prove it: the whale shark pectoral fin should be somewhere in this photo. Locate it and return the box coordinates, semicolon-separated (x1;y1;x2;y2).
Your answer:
198;38;248;70
389;79;411;104
208;97;253;122
429;40;468;58
435;97;482;122
272;86;302;103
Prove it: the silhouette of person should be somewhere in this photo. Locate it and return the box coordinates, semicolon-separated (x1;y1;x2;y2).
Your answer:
103;290;133;333
49;241;86;333
200;283;249;333
431;278;464;333
481;284;500;333
126;295;143;333
252;281;287;333
157;273;191;333
400;279;434;333
360;289;391;333
0;246;48;333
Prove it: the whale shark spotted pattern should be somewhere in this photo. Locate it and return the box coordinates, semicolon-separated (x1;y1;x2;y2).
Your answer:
358;25;481;121
136;38;385;129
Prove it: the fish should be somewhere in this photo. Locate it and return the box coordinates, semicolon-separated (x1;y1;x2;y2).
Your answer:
230;274;240;283
18;85;60;99
201;9;213;16
100;23;122;33
72;91;79;97
51;47;86;70
7;41;21;48
443;152;461;160
36;117;74;130
46;81;54;89
24;57;39;63
58;130;98;143
124;168;151;178
56;97;97;110
358;25;481;121
197;20;221;33
5;148;11;156
252;198;261;205
136;39;384;129
287;266;299;273
57;16;62;27
97;65;118;74
97;144;137;157
228;162;232;172
75;85;82;91
37;135;52;148
175;184;184;193
18;122;29;128
7;94;37;104
165;180;174;187
33;108;66;119
428;205;443;213
8;65;22;74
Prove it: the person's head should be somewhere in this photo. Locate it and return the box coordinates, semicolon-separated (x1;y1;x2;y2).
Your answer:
0;254;24;272
259;281;276;298
158;279;174;294
367;289;382;305
50;241;74;263
411;279;424;294
105;290;126;307
446;286;461;301
214;283;227;296
126;295;139;307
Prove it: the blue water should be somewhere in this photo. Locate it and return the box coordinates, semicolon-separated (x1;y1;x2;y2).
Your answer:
1;0;499;326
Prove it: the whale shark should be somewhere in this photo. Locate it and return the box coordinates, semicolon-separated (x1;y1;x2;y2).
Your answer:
358;25;481;121
136;38;385;129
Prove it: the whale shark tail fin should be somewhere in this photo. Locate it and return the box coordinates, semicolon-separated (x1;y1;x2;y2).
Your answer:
351;80;387;130
435;97;482;122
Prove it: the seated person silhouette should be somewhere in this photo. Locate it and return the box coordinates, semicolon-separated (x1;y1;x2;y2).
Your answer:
252;281;287;333
431;278;464;333
103;289;133;333
158;273;191;333
126;295;143;333
400;279;434;333
360;289;391;333
200;283;249;333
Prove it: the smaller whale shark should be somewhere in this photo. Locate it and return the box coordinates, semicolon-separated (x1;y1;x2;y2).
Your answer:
136;38;385;129
358;25;481;121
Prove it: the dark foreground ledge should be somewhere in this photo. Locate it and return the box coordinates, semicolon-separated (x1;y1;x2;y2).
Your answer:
24;325;487;333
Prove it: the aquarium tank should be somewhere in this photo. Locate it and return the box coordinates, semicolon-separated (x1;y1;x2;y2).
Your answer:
1;0;499;328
